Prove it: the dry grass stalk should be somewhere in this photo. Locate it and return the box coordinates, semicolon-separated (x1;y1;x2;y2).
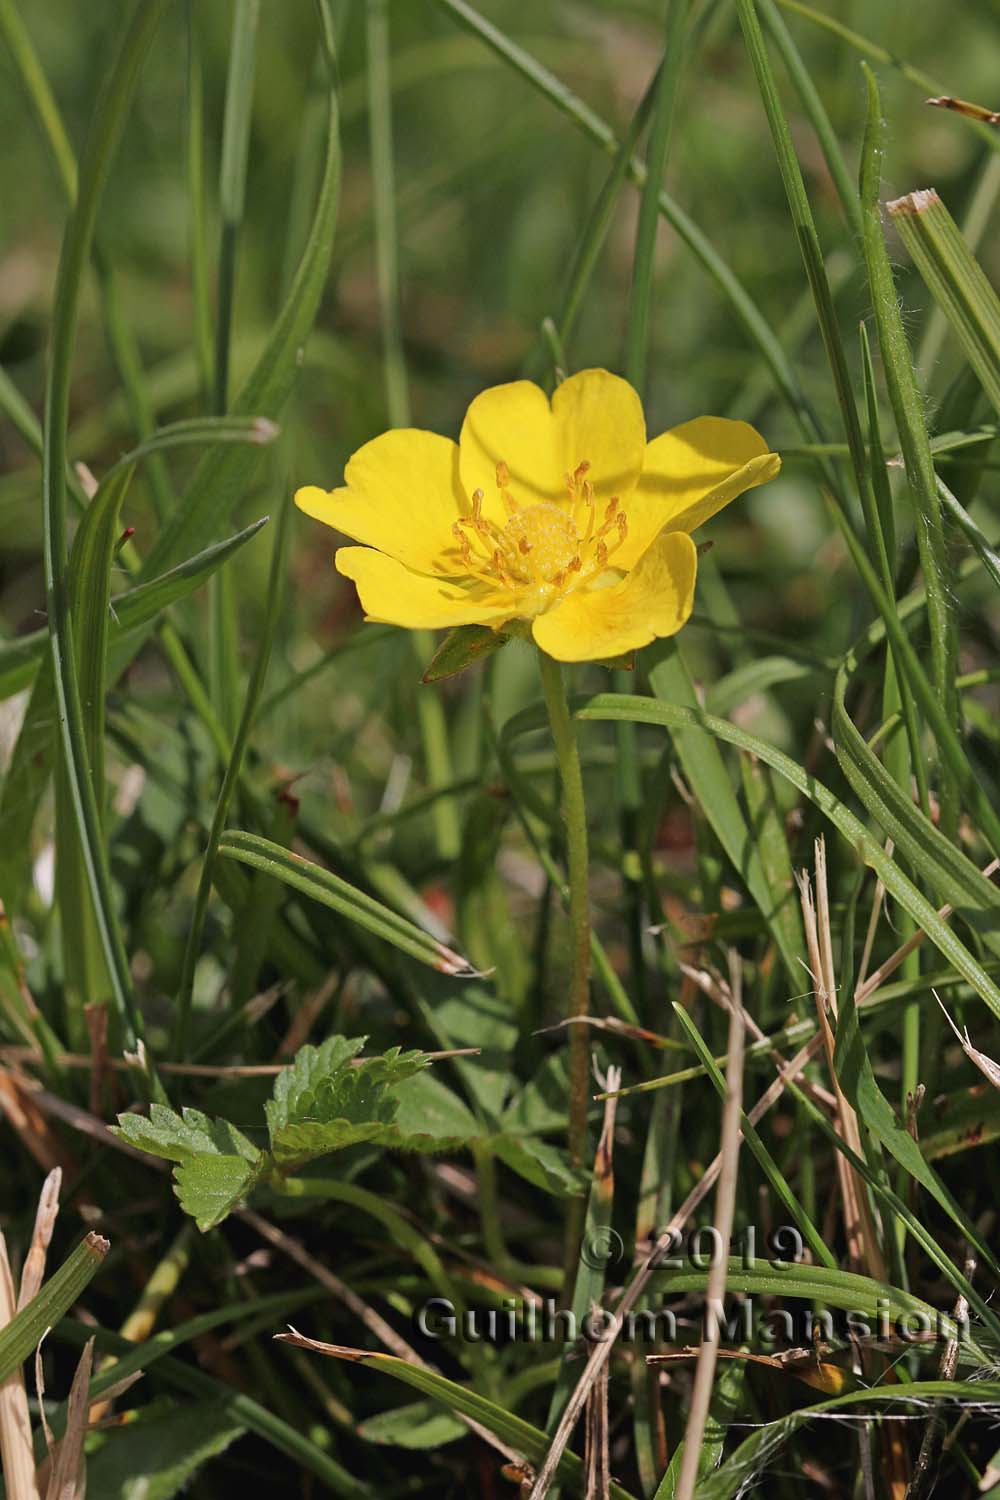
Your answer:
905;1256;975;1500
934;993;1000;1090
679;960;838;1112
671;952;746;1500
43;1337;93;1500
855;842;891;993
528;1002;826;1500
583;1338;610;1500
17;1168;61;1311
797;840;886;1280
0;1232;40;1500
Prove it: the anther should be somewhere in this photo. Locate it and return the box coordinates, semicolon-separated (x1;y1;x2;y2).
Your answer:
596;540;608;567
518;537;532;555
574;461;590;484
568;555;582;572
471;488;484;520
496;462;510;489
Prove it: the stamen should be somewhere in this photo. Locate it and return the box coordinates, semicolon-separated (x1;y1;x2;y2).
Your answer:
596;540;608;568
518;537;531;555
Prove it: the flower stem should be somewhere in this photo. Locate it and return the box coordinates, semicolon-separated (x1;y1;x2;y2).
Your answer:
536;649;591;1273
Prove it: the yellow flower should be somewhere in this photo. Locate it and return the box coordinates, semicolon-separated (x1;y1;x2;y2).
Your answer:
295;369;780;663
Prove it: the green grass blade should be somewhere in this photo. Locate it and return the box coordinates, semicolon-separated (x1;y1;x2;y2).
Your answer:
674;1005;834;1267
365;0;459;863
573;693;1000;1021
0;1233;109;1381
67;462;136;802
433;0;820;442
275;1337;638;1500
550;69;657;358
623;0;690;390
936;474;1000;591
0;0;77;198
825;487;1000;860
365;0;409;428
41;0;167;1068
217;830;478;975
208;0;261;738
647;642;805;982
186;0;213;407
141;0;340;577
758;0;861;239
651;1258;992;1356
215;0;260;413
737;751;806;998
56;1317;367;1497
890;184;1000;418
173;496;287;1055
731;0;869;479
700;1381;1000;1500
858;63;958;833
1;519;271;702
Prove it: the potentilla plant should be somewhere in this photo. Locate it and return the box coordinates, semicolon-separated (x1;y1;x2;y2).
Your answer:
295;368;780;1256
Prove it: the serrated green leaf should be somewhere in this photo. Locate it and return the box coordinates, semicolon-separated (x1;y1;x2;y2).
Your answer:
267;1044;430;1169
174;1154;259;1232
264;1034;367;1138
269;1117;396;1169
421;623;510;683
112;1103;261;1165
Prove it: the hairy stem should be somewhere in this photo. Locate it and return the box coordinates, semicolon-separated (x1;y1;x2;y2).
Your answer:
536;649;591;1278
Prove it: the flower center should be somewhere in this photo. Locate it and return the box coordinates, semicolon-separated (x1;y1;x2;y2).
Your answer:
503;504;579;584
452;459;628;613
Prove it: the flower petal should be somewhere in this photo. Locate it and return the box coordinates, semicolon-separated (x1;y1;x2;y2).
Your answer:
550;368;646;505
336;547;514;630
616;417;780;569
458;369;645;523
296;429;464;573
531;531;697;663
